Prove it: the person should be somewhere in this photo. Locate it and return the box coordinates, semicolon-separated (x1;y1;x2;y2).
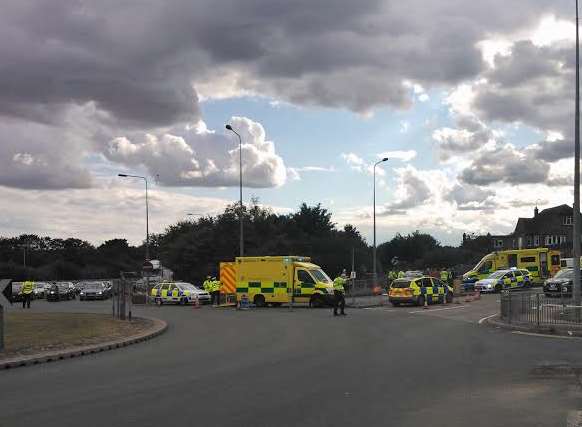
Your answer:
440;268;449;285
397;270;405;279
21;280;34;309
203;276;212;293
211;277;221;307
332;273;347;316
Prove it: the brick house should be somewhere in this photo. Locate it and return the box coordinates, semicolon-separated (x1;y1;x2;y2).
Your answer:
490;204;578;255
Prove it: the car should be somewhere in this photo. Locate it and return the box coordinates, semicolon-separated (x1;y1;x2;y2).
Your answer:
33;282;48;299
11;283;23;302
543;268;580;297
475;268;531;293
389;276;453;307
80;282;110;300
150;282;211;305
403;270;424;278
46;283;75;301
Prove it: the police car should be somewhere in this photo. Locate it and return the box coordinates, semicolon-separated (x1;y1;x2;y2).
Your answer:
389;276;453;307
474;268;531;293
150;282;211;305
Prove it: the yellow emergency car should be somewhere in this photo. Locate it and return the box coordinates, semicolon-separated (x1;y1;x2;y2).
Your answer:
223;256;335;308
150;282;211;305
389;276;453;307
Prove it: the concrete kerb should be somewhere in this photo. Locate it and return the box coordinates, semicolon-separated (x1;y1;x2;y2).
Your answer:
0;316;168;371
484;314;582;337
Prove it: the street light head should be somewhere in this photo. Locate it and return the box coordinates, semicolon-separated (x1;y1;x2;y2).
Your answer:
381;157;389;162
118;173;128;177
225;124;233;130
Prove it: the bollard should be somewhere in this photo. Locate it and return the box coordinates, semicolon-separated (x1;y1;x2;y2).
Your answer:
423;295;429;310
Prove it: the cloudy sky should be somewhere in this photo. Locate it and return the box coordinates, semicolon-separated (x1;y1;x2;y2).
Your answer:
0;0;578;245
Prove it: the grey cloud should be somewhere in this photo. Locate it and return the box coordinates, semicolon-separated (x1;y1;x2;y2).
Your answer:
447;183;495;207
433;116;494;160
378;167;431;215
531;139;573;162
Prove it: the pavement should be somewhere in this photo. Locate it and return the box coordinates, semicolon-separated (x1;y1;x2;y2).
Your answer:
1;294;582;427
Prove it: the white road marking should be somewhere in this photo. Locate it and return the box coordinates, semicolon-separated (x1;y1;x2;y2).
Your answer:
408;305;465;314
511;331;582;340
478;314;498;324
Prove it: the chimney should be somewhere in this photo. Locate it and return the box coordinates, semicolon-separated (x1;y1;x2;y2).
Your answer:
534;206;539;217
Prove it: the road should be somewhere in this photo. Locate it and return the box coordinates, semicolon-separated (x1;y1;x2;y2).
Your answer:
1;295;582;427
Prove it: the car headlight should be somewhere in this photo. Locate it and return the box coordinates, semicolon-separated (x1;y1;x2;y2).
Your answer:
97;291;102;295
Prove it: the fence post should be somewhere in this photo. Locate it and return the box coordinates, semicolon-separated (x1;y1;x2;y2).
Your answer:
508;292;512;324
536;294;541;328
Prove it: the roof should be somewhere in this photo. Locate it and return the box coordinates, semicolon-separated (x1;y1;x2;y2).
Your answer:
511;204;574;235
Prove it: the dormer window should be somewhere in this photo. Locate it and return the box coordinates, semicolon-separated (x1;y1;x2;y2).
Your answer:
564;216;573;225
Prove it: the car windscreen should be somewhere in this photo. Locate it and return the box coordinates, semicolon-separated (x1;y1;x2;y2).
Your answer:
310;269;331;283
554;269;576;280
391;280;412;288
488;271;505;279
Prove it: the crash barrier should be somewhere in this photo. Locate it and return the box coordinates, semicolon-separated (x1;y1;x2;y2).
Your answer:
500;291;582;326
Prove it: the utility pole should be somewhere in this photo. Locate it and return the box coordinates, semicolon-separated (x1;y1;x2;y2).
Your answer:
574;0;581;319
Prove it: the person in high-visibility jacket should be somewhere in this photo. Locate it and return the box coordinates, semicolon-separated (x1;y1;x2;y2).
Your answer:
211;277;221;307
203;276;212;293
21;280;34;309
397;271;405;279
332;274;347;316
440;269;449;285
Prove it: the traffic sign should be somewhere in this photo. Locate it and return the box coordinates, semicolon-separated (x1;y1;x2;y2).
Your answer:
142;261;154;272
0;279;12;307
350;271;356;279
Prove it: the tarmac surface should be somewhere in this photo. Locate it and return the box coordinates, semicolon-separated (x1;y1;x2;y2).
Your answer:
1;294;582;427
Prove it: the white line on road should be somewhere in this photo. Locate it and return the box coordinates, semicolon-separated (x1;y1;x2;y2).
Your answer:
478;314;498;324
408;306;465;314
511;331;582;340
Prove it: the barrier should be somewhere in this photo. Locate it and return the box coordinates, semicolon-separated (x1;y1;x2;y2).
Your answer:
238;294;250;310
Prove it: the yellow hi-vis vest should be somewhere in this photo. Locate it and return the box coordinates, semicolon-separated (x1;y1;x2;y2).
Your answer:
333;277;345;293
203;280;211;292
22;281;34;294
440;271;449;281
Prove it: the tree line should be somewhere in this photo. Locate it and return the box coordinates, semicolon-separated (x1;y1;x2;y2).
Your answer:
0;201;493;283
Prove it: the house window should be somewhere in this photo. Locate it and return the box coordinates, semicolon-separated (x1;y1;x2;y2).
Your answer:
564;216;573;225
560;235;567;244
494;239;503;249
534;235;540;246
526;236;532;247
545;235;560;245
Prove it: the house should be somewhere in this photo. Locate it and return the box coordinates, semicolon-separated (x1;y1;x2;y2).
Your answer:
491;204;579;255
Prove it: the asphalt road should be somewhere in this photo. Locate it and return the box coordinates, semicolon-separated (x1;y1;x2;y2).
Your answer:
1;296;582;427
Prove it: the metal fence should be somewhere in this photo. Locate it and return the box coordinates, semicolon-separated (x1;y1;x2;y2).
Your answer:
347;276;387;297
500;291;582;326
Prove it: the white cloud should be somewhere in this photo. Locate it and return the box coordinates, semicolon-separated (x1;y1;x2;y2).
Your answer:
399;121;410;133
341;153;386;176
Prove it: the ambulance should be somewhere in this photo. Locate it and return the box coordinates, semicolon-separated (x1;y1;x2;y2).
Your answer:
463;248;560;285
220;256;335;307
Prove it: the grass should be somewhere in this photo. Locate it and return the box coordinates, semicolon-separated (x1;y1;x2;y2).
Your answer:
1;312;152;359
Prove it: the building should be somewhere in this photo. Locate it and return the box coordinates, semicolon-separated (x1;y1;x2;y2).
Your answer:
491;204;578;255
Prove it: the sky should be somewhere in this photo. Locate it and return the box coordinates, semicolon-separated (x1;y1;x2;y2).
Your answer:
0;0;579;246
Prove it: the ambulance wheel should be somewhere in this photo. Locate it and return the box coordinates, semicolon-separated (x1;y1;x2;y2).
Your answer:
417;295;425;307
495;284;503;293
446;293;453;304
254;295;266;307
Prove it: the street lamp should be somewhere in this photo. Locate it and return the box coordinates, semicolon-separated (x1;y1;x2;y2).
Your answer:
118;174;150;261
373;157;389;286
225;124;244;257
573;0;581;313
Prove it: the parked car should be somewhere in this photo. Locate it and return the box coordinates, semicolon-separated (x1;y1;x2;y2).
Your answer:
475;268;531;293
33;282;48;299
150;282;211;305
543;268;580;297
403;270;424;278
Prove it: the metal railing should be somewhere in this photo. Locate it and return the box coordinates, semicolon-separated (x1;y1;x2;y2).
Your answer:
500;291;582;326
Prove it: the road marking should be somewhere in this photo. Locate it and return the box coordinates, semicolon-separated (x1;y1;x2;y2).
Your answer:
363;307;396;312
408;306;465;314
478;314;498;324
511;331;582;340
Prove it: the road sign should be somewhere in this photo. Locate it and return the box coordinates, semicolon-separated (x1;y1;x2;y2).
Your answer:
0;279;12;307
142;261;153;272
350;271;356;279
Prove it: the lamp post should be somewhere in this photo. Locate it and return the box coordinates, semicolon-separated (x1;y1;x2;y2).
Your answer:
373;158;389;286
118;174;150;261
225;124;244;257
573;0;581;314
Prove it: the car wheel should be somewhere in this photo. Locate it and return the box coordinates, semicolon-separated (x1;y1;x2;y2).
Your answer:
180;297;188;305
446;292;453;303
495;284;503;293
254;295;266;307
417;295;426;307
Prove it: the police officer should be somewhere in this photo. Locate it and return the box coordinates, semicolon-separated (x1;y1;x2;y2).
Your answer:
21;280;34;309
398;270;405;279
203;276;212;293
333;273;347;316
211;277;221;307
440;268;449;285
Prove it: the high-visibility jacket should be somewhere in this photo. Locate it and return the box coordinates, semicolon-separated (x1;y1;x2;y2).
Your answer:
22;281;34;294
203;280;211;292
397;271;405;278
440;271;449;281
213;280;221;293
333;277;346;293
